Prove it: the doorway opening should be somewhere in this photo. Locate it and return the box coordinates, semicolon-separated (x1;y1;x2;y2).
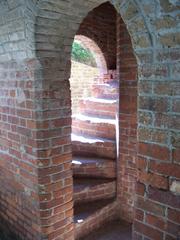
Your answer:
69;2;137;239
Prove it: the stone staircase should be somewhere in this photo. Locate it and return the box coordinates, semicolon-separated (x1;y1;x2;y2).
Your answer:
72;71;119;239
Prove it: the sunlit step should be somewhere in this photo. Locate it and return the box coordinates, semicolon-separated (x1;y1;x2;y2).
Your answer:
71;134;116;159
72;156;116;179
74;199;118;239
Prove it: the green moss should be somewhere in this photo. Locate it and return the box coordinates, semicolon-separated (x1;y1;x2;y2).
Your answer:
71;41;97;67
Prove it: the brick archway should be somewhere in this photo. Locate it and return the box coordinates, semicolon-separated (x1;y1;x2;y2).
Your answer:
33;1;142;238
34;1;180;238
75;35;108;73
0;0;179;240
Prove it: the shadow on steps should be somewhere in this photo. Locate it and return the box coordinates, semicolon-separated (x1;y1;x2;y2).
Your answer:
0;222;20;240
79;219;132;240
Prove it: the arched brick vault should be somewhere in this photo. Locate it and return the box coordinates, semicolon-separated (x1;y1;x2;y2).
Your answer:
0;0;179;239
75;35;108;73
76;2;117;70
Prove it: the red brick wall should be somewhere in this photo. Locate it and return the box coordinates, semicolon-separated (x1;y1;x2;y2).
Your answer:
32;58;74;240
0;1;179;240
0;58;74;240
117;11;180;240
0;59;41;239
77;2;117;69
116;15;138;222
134;83;180;239
70;61;99;115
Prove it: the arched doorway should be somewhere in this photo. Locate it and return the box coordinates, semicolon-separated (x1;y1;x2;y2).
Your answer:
34;2;137;238
35;1;138;239
70;4;121;237
1;0;178;240
75;35;107;73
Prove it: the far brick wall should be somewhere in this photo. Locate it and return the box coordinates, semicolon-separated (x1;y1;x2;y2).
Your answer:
0;1;179;240
70;61;99;115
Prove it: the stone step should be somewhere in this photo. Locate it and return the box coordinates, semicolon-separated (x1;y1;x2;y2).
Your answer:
72;156;116;179
74;199;118;240
92;82;118;99
79;219;132;240
72;114;116;140
79;97;117;118
73;178;116;204
71;134;116;159
94;71;117;84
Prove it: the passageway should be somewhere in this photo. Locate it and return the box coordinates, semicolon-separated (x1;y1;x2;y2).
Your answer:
0;0;178;239
70;3;120;239
69;1;138;238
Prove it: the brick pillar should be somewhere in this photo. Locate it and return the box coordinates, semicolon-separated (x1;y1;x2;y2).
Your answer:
0;59;42;239
34;57;74;240
133;49;180;240
116;15;138;222
0;57;74;240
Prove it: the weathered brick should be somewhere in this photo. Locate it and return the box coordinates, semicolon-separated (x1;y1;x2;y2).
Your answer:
139;111;153;126
138;170;168;190
154;113;180;130
172;148;180;164
168;208;180;224
139;142;170;161
165;234;177;240
159;32;180;48
154;16;177;30
159;0;179;12
148;187;180;209
121;2;139;21
156;49;180;63
145;213;166;231
139;127;169;144
139;81;153;94
136;196;165;216
140;64;169;80
133;34;151;48
172;99;180;113
166;221;180;237
139;96;169;112
153;82;173;95
134;220;163;240
137;157;148;170
149;162;180;179
135;209;144;222
136;182;146;196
